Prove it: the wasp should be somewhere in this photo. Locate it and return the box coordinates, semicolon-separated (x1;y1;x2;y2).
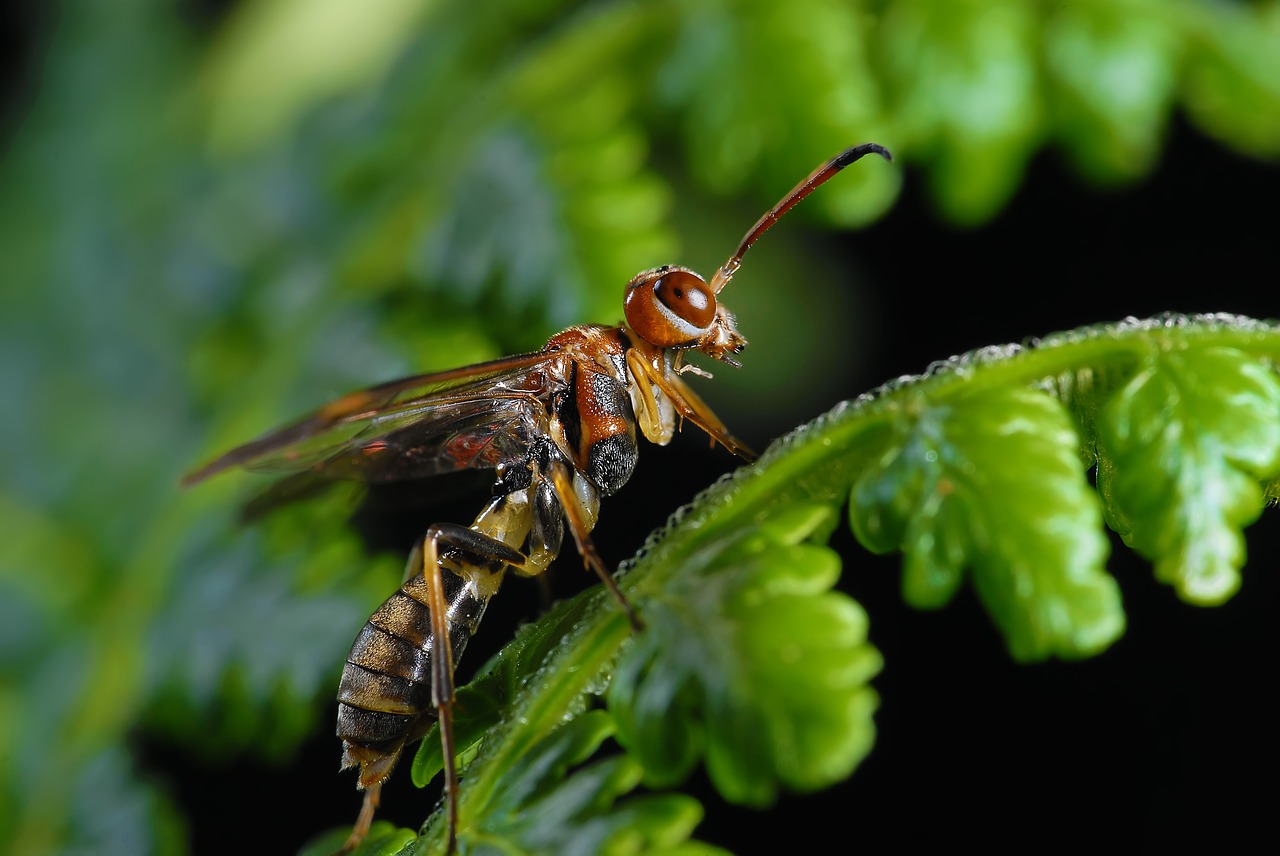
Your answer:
183;142;891;853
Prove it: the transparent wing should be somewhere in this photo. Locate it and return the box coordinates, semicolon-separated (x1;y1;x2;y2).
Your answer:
183;351;557;487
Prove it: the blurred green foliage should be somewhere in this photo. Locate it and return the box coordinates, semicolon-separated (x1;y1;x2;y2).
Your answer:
1;0;1278;853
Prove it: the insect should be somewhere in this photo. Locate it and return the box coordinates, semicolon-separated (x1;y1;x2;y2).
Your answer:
183;142;891;853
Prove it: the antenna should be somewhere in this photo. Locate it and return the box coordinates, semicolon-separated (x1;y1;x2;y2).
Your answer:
708;142;892;294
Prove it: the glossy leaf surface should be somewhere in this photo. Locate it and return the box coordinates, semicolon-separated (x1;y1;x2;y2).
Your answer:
851;387;1120;660
1097;345;1280;603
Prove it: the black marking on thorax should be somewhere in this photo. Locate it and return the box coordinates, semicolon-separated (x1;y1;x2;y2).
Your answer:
560;362;638;495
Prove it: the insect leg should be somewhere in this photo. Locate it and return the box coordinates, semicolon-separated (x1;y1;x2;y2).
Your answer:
345;783;381;852
624;348;676;446
626;349;755;461
502;479;565;613
338;521;525;855
423;523;527;855
545;461;644;631
422;527;459;856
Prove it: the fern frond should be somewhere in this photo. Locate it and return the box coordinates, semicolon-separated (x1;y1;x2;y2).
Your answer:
318;313;1280;853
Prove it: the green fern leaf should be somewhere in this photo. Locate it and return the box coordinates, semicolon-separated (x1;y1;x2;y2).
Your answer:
1096;344;1280;604
609;504;881;804
851;386;1121;660
415;711;711;856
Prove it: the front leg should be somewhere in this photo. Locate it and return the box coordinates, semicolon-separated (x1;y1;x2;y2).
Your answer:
544;461;643;632
625;348;755;460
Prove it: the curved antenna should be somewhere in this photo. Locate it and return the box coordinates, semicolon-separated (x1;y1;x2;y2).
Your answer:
708;142;892;294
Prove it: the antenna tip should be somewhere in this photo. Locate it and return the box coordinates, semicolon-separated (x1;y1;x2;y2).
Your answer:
834;143;893;168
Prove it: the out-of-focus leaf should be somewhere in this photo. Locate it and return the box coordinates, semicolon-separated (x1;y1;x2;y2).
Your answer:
655;0;899;226
324;6;681;334
1044;0;1177;181
142;528;390;759
878;0;1043;222
202;0;434;153
1182;2;1280;158
60;748;186;856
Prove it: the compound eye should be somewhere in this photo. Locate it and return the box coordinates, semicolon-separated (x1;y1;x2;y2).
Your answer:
624;268;717;348
654;271;716;328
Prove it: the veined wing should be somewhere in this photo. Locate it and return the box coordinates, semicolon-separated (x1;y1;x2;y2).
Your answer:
182;350;557;486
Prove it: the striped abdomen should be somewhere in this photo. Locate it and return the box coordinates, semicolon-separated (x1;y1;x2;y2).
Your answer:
337;563;492;787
